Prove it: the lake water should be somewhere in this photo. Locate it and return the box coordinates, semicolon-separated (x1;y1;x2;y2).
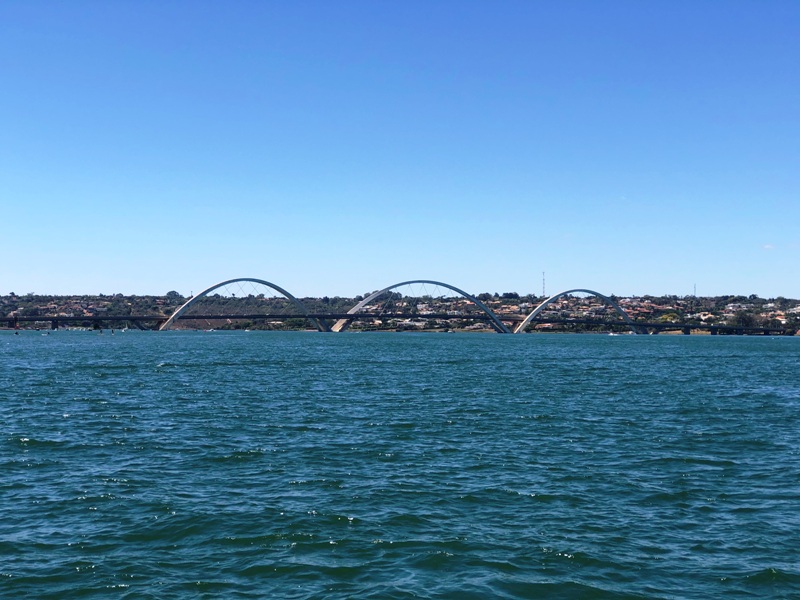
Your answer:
2;331;799;599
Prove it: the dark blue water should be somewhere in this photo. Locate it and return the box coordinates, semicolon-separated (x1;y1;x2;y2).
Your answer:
2;331;799;598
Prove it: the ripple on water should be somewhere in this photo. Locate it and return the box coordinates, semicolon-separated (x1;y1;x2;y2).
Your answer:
1;332;799;598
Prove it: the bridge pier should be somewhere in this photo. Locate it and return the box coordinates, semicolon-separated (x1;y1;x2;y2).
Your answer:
682;326;691;335
51;320;58;330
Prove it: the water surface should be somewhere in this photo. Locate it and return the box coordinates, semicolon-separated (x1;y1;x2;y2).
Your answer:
2;331;799;598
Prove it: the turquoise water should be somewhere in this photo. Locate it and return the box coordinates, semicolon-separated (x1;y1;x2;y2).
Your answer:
2;331;799;599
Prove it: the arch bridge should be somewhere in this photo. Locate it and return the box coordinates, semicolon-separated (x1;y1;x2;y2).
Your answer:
330;279;512;333
159;278;330;332
513;288;643;334
158;278;640;334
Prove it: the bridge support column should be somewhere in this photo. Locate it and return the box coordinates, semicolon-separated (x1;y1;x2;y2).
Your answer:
51;320;58;330
710;327;717;335
682;326;691;335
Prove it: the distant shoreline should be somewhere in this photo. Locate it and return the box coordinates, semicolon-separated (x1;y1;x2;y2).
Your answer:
2;292;798;336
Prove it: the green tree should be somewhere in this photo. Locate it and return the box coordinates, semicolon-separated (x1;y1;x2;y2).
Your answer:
732;312;756;328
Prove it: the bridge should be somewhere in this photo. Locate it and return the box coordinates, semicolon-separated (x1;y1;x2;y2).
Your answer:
3;277;794;336
5;313;790;336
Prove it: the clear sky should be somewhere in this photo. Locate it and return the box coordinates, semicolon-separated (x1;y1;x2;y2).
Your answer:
1;1;798;298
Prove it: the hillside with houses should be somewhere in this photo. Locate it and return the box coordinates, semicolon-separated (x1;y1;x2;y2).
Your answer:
2;291;798;333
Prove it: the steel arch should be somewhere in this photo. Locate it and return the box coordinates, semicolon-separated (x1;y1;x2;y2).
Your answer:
330;279;512;333
514;288;641;334
159;278;329;331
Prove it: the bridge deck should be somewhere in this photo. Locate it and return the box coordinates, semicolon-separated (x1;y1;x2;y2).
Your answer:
3;313;792;335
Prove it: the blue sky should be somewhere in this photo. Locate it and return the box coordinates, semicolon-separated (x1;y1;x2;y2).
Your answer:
1;1;798;298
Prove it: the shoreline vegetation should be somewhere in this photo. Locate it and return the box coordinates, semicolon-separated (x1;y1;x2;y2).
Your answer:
1;292;798;334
